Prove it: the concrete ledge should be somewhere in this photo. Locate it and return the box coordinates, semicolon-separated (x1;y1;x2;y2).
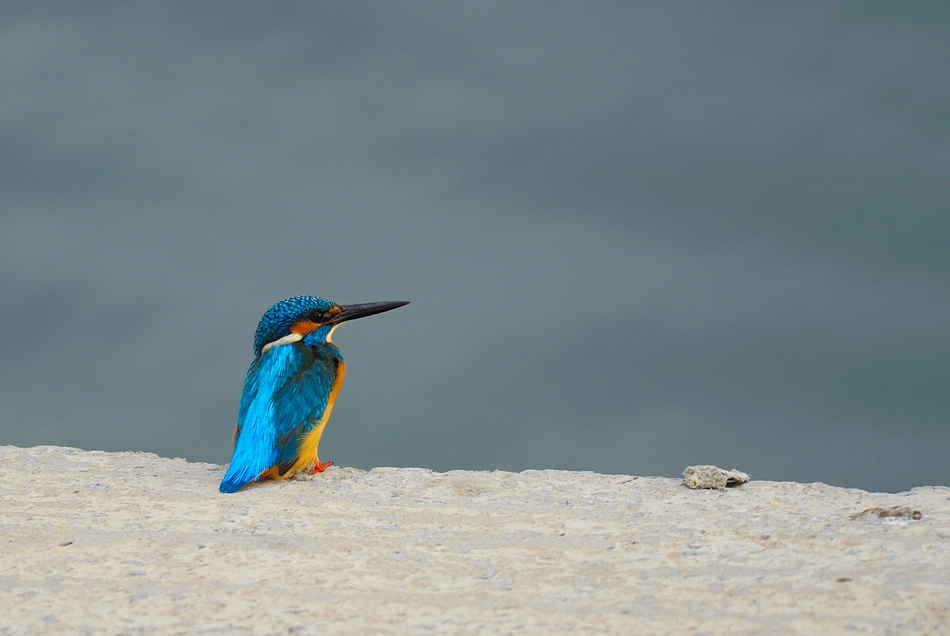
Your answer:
1;445;948;634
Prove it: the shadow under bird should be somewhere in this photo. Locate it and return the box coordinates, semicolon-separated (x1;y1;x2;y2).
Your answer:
220;296;409;493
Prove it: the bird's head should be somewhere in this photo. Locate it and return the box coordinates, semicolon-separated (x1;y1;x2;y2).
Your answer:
253;295;410;355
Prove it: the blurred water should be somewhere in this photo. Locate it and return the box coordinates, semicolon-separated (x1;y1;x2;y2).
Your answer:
1;2;948;491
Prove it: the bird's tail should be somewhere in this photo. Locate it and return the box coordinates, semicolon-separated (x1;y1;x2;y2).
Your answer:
219;467;253;493
219;431;278;493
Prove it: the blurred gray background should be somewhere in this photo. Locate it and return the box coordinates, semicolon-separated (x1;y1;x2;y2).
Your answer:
2;2;948;492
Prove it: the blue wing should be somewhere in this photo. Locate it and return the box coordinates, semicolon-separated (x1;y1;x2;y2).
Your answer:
272;345;341;473
219;342;340;493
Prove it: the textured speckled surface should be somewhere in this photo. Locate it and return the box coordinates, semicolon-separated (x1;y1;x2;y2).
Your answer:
1;445;948;635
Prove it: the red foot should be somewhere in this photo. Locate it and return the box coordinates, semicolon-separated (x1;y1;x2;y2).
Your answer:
310;461;334;474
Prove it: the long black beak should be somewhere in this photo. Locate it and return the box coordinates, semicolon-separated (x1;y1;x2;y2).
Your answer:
330;300;410;324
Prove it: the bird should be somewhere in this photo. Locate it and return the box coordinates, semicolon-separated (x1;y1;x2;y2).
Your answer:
219;295;409;493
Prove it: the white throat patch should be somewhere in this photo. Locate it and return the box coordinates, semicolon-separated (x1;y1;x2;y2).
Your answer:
260;332;303;354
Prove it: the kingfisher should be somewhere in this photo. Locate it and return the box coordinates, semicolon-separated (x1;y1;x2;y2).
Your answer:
219;295;409;493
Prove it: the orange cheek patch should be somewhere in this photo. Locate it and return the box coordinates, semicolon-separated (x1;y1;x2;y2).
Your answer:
291;321;323;335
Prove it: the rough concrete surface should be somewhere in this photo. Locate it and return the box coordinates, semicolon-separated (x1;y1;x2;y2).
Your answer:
1;446;948;635
682;465;751;491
